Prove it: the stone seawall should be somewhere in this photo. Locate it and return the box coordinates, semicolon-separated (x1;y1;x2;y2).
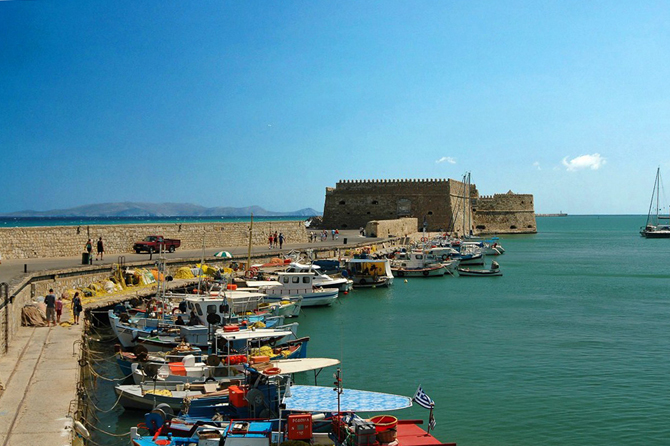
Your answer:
0;221;308;260
364;218;419;238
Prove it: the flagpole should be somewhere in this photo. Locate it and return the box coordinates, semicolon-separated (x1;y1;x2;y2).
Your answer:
427;404;434;435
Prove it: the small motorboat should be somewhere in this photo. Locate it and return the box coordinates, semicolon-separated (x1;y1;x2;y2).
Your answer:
458;261;502;277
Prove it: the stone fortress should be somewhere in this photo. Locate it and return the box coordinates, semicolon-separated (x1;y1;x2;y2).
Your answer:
322;178;537;235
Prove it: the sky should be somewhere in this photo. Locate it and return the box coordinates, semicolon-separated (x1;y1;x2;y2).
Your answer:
2;1;670;215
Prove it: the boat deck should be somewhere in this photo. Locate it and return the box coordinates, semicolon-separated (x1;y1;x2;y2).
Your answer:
396;421;456;446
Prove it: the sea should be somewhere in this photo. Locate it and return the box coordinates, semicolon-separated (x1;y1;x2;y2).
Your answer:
86;215;670;446
0;216;302;228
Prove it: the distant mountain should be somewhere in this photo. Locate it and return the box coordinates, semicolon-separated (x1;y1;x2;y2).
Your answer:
1;202;321;218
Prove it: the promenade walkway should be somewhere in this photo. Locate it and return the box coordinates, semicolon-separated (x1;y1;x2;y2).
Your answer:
0;229;396;445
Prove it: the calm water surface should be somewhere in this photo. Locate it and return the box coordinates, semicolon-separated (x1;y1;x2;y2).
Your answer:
92;215;670;445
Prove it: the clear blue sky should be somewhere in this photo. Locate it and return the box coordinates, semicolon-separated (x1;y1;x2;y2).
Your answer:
2;1;669;214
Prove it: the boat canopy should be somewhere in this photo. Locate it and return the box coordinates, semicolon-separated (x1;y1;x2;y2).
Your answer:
283;385;412;412
246;280;282;287
269;358;340;374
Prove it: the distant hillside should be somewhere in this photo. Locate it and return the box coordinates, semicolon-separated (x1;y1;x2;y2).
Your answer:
2;202;321;218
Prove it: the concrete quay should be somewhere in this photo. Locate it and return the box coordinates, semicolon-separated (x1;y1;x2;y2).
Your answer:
0;229;402;445
0;319;82;446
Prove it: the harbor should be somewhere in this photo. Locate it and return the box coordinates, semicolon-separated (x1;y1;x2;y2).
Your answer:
2;215;670;445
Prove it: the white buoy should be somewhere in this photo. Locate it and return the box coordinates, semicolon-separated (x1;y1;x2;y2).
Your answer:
404;279;408;283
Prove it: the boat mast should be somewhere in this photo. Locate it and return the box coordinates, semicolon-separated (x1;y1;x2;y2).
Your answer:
646;168;660;227
247;213;254;273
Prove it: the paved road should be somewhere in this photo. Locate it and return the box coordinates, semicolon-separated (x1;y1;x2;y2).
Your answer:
0;230;388;285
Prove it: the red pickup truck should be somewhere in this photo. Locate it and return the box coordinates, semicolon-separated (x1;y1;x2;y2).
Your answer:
133;236;181;254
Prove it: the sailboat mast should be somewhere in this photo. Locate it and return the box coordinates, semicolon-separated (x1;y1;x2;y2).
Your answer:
646;168;660;226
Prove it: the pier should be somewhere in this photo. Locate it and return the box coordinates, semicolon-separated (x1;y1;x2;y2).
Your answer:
0;229;405;445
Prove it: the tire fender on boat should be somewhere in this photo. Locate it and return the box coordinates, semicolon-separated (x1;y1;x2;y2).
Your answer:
423;270;430;276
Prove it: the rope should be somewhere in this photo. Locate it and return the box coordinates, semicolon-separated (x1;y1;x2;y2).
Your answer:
80;383;126;413
86;362;134;383
82;417;131;438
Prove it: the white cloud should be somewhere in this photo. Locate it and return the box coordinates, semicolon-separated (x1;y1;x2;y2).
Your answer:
562;153;606;171
436;156;456;164
533;161;541;170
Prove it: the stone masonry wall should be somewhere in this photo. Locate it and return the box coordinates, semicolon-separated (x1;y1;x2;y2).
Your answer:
322;178;535;235
0;221;308;260
364;218;419;238
323;179;453;232
473;193;537;234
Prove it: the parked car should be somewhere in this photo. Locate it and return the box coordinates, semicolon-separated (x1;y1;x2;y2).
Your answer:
133;236;181;254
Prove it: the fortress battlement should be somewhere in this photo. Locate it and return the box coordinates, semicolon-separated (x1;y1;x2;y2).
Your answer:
322;177;536;234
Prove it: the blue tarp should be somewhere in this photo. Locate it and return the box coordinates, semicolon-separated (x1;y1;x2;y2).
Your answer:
283;385;412;412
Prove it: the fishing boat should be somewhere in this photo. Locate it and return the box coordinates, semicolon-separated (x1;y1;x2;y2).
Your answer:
120;358;339;410
390;251;448;277
129;329;312;384
345;258;394;288
458;260;502;277
246;272;339;307
284;262;353;292
640;167;670;238
130;374;456;446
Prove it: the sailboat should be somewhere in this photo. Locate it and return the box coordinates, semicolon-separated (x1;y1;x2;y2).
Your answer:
640;167;670;238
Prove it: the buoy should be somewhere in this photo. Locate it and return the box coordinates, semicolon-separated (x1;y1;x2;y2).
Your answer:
372;285;376;289
74;420;91;440
404;279;408;283
343;291;348;295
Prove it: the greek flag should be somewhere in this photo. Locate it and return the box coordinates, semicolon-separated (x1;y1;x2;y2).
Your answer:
413;385;434;409
429;412;437;430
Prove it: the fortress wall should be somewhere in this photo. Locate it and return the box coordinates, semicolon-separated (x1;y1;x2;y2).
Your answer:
323;178;536;235
473;193;537;234
323;179;452;231
0;221;308;260
364;218;419;238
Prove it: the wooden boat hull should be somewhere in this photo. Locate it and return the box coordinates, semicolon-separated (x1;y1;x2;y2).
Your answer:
457;268;502;277
392;266;447;277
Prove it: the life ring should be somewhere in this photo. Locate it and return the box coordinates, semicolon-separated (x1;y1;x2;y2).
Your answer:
244;270;255;279
263;367;281;376
423;270;430;276
421;237;428;242
171;307;181;315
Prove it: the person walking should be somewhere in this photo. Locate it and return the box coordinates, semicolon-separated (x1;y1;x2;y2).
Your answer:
44;289;56;327
72;292;82;325
273;231;278;248
278;233;285;249
268;233;274;249
85;239;93;264
55;295;63;324
96;237;104;261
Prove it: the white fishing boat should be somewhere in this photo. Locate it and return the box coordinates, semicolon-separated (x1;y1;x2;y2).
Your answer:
246;272;339;307
458;260;502;277
390;251;448;277
285;262;353;292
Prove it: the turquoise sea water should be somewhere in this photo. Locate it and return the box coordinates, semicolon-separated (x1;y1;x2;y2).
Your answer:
90;215;670;445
